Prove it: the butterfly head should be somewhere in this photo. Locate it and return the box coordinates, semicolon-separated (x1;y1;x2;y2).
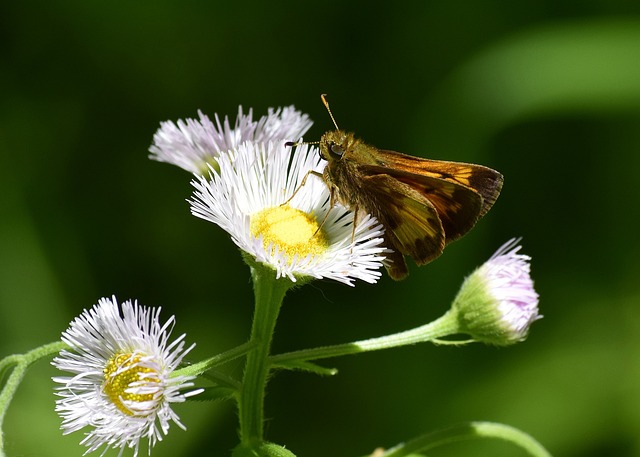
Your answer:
319;130;358;163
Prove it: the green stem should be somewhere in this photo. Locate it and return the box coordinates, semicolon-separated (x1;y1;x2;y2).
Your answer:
238;263;293;448
174;340;256;378
201;370;242;391
380;421;551;457
0;341;67;456
270;310;460;366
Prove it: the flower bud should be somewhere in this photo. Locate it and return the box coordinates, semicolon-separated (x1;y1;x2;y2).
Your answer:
452;239;541;345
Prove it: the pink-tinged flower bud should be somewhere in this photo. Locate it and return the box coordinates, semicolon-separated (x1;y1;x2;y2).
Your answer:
452;239;541;346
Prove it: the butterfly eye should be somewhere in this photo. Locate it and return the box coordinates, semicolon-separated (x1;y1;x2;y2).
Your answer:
330;142;344;158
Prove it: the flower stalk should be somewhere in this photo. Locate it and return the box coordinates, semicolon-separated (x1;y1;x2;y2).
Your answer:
270;310;462;367
271;240;539;369
237;262;294;449
0;341;67;456
175;340;256;379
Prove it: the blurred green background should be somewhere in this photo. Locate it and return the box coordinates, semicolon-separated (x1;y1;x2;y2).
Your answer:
2;1;640;456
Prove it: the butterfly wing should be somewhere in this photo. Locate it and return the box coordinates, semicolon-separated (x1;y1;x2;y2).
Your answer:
322;141;502;280
360;173;446;267
361;163;486;243
371;150;503;218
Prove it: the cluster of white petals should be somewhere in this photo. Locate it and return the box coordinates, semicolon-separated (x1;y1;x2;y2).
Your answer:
149;106;312;174
190;140;387;285
52;297;200;456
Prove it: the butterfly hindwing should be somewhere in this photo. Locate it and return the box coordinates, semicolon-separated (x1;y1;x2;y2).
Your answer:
361;173;445;265
360;164;484;243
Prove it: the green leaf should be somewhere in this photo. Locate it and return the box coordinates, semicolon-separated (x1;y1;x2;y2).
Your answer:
271;360;338;376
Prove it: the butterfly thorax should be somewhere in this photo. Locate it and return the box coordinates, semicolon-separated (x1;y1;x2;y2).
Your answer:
318;130;381;211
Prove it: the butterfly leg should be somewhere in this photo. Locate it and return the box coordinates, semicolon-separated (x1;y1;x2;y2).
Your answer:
281;170;324;206
312;185;338;236
350;205;359;248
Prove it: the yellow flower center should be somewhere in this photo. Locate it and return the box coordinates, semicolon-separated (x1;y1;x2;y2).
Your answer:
250;205;329;262
103;352;161;416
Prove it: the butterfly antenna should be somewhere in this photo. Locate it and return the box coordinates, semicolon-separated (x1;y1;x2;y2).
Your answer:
321;94;340;130
285;140;320;148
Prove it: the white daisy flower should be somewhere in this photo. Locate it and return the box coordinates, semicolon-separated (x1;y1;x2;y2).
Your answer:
149;105;313;174
52;296;200;456
189;140;388;286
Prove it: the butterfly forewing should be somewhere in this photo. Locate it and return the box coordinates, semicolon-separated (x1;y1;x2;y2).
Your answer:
372;150;503;217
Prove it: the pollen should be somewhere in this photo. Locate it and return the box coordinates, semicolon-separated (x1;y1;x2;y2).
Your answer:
250;205;329;261
103;352;161;416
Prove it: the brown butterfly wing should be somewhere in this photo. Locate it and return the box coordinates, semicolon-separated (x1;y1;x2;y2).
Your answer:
360;164;486;243
360;174;446;267
371;150;504;218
